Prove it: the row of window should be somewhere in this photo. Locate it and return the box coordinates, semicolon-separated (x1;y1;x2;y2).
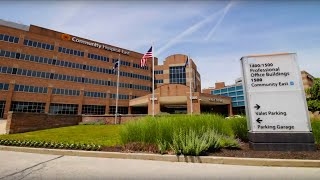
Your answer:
231;96;244;102
133;63;148;70
0;66;151;91
155;79;164;84
84;91;107;98
88;53;109;62
212;85;243;94
49;103;78;115
58;46;84;57
0;34;19;44
24;39;54;51
109;106;128;114
110;94;130;100
219;91;244;97
155;70;163;74
232;101;245;107
14;84;48;94
112;59;131;67
0;83;9;91
53;88;80;96
82;105;105;115
9;101;129;115
11;101;45;113
0;49;151;81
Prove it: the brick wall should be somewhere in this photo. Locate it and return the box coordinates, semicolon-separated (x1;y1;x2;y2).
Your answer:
6;112;82;134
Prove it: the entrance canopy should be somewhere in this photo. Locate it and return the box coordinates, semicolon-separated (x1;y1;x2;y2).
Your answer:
129;84;232;115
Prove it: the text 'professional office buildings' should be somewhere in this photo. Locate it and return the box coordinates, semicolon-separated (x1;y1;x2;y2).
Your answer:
0;20;233;119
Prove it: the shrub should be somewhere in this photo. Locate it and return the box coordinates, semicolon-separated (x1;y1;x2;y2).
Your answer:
312;120;320;144
227;117;248;142
170;128;221;156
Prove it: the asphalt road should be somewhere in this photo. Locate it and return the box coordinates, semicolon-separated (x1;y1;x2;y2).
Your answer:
0;150;319;180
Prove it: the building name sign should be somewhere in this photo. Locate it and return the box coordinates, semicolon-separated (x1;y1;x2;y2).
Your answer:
66;35;130;55
209;98;223;103
241;53;311;132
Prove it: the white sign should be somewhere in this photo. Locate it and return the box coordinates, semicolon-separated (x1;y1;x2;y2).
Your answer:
71;37;130;55
241;53;311;132
208;98;223;103
190;96;198;100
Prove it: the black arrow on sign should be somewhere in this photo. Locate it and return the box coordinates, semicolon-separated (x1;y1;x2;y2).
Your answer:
256;118;263;124
254;104;261;110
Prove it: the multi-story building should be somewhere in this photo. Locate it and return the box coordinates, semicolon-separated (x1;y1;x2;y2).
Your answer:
203;71;315;115
0;20;233;118
0;19;155;119
203;79;245;115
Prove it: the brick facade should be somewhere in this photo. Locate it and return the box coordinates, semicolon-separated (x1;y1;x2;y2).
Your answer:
0;21;156;118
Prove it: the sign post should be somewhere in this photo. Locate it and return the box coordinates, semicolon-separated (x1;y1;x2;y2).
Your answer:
241;53;315;151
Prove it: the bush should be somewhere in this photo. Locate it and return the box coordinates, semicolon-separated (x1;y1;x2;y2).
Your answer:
312;120;320;144
227;117;248;142
120;114;239;155
170;128;221;156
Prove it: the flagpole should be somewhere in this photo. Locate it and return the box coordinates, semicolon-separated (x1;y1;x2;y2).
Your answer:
115;54;120;124
189;55;193;115
152;44;155;117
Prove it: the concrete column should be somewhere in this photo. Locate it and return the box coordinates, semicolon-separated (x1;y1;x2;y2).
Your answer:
105;97;110;115
187;92;201;114
228;104;233;116
3;81;15;119
44;85;53;113
148;93;160;115
78;88;84;115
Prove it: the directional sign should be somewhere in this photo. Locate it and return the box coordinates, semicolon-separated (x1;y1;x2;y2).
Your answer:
241;53;311;132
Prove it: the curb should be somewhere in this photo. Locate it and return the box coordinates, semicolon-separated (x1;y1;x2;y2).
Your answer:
1;145;320;168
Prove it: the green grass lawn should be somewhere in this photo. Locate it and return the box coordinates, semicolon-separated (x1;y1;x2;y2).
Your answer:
0;125;121;146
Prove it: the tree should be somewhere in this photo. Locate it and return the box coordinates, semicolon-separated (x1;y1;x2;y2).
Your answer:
306;78;320;112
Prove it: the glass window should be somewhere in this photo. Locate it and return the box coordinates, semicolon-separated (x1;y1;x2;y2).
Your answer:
232;97;237;101
4;35;9;41
213;90;220;94
232;102;238;107
14;85;19;91
237;96;244;101
228;86;236;92
221;88;227;93
221;93;228;96
236;85;243;90
238;101;245;106
228;92;236;96
236;91;244;95
9;36;14;42
14;37;19;43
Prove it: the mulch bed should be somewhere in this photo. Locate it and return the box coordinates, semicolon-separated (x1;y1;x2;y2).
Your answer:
101;143;320;160
209;143;320;160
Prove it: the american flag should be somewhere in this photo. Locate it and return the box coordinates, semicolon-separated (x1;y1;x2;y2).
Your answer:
140;46;152;67
112;59;119;74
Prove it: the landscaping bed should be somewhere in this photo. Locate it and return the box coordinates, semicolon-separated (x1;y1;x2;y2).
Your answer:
0;115;319;160
99;143;320;160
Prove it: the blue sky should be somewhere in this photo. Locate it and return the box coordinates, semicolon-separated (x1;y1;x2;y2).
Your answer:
1;0;319;88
